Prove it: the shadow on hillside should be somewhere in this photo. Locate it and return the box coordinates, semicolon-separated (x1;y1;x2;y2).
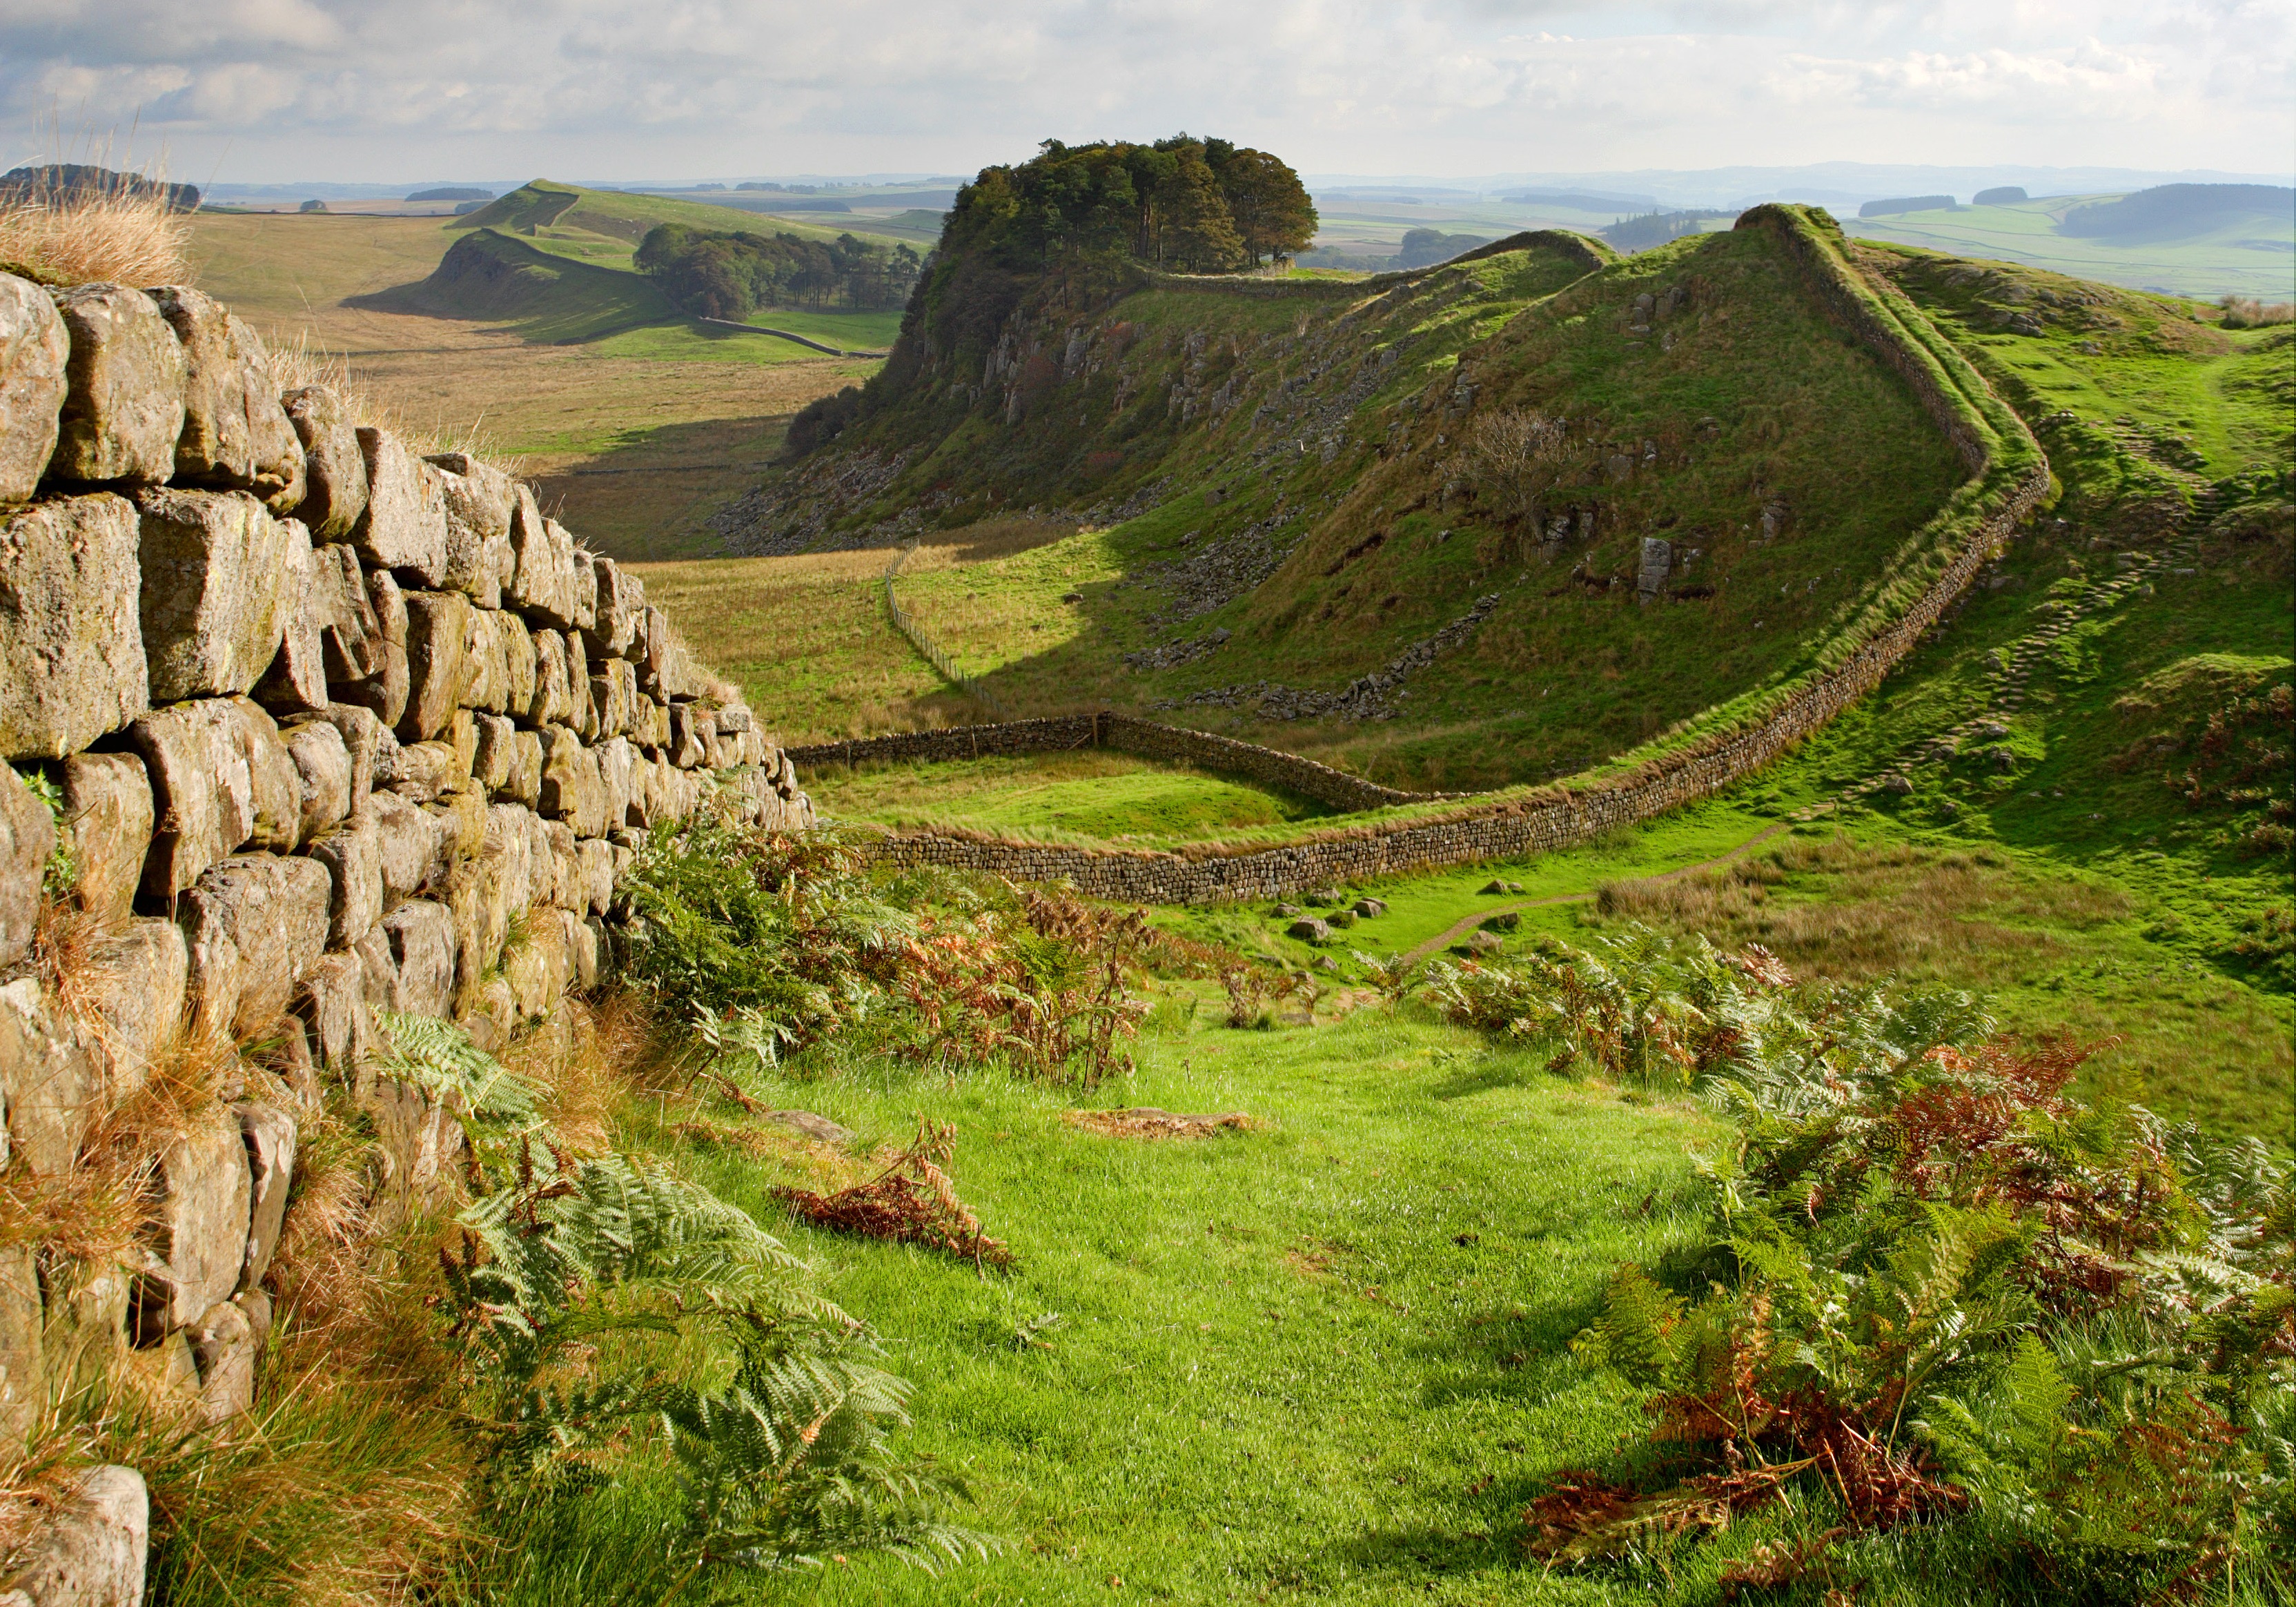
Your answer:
533;415;792;562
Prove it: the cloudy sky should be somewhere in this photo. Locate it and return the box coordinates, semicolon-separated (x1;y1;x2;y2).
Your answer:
2;0;2289;186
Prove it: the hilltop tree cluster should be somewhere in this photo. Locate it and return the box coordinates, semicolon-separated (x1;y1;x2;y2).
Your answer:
945;136;1317;275
634;224;923;318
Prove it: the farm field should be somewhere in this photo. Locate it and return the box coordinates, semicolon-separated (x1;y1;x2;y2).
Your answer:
184;203;881;560
1849;193;2296;299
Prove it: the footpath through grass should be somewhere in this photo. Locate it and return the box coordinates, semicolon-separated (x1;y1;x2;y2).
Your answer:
619;1004;1716;1606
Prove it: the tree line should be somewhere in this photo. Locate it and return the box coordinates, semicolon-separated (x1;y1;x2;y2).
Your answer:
943;135;1317;275
633;224;924;319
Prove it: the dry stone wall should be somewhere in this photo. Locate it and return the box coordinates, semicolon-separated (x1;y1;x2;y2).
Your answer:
0;270;810;1601
787;712;1433;813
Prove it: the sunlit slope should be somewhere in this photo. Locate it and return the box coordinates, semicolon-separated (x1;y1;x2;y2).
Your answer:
747;219;1972;790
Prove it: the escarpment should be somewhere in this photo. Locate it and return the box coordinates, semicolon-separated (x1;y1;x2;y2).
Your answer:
0;268;807;1600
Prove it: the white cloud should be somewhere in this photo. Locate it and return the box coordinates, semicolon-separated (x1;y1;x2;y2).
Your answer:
0;0;2284;181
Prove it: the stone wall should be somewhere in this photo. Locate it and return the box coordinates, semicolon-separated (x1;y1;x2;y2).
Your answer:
0;271;810;1601
852;209;2050;903
787;712;1433;813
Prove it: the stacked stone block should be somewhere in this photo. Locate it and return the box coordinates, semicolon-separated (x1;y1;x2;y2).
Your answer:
0;270;810;1600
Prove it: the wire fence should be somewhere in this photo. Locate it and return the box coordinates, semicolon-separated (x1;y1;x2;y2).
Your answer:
883;540;1010;720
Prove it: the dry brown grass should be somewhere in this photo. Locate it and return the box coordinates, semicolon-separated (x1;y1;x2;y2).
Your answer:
2217;294;2294;329
1590;836;2124;974
0;186;190;288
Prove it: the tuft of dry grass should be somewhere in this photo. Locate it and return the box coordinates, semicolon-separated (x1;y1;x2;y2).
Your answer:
0;185;190;288
2217;294;2294;329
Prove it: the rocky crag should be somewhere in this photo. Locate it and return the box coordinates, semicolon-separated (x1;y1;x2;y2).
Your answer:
0;272;808;1601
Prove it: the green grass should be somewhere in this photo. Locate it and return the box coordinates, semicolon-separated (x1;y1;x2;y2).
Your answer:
806;750;1335;843
611;1007;1721;1605
385;227;680;342
1850;194;2296;300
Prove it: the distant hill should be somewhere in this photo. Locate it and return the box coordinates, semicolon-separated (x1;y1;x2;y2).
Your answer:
2060;183;2295;242
453;179;908;250
408;186;493;202
362;226;677;342
1393;228;1493;268
1502;188;1657;211
0;162;199;211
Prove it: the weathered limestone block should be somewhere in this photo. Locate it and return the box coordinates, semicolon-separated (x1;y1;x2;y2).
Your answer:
458;974;520;1053
565;630;596;741
470;713;516;794
189;1297;257;1424
53;752;150;922
49;284;185;484
564;538;598;633
502;728;544;810
0;1463;148;1607
282;386;369;541
0;1245;40;1456
135;1104;252;1333
385;740;458;804
427;452;517;607
130;697;300;897
310;702;390;802
236;1103;296;1290
179;854;331;1037
498;613;537;718
483;801;536;915
527;627;569;727
578;837;614;918
253;520;328;715
449;709;478;780
669;702;706;769
540;819;578;910
177;894;243;1040
583;555;644;659
282;716;352;843
505;484;578;629
305;542;382;686
351;924;396;1012
597;736;634;830
352;428;449;584
293;952;369;1085
504;909;569;1021
150;288;303;507
537;727;605;838
0;977;96;1176
0;765;50;971
0;275;67;502
371;791;444;901
587;666;629;741
380;900;456;1018
458;604;506;714
0;495;146;759
306;812;382;949
563;907;604;990
77;918;187;1099
134;487;296;702
399;591;471;742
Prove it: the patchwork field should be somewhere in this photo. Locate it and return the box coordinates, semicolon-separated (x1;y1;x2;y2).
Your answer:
184;208;881;559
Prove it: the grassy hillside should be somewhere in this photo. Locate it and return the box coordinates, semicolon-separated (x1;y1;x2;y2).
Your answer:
451;177;910;250
729;219;1974;793
1849;190;2295;299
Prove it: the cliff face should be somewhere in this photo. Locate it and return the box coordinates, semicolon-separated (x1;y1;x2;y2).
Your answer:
0;268;808;1598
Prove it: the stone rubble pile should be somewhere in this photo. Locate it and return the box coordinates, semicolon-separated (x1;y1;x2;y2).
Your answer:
0;270;810;1604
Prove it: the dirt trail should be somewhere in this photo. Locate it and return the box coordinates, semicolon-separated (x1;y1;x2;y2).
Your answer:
1399;820;1792;965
